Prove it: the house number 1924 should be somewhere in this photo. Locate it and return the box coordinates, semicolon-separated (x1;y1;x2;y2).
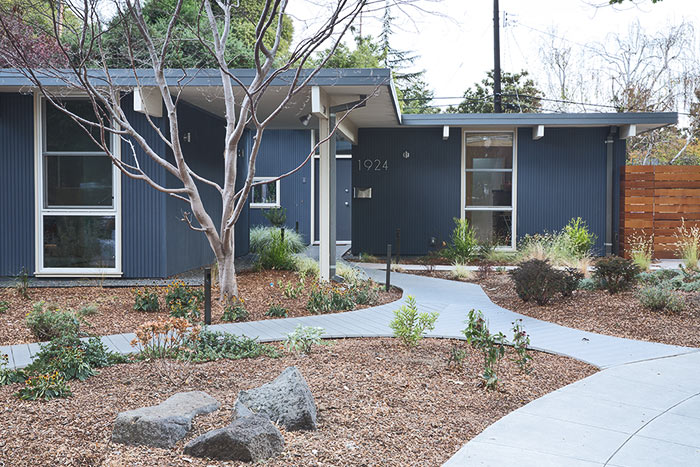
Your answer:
358;159;388;171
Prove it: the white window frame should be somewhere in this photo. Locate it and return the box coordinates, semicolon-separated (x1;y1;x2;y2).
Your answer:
250;177;281;209
461;129;518;250
34;93;122;277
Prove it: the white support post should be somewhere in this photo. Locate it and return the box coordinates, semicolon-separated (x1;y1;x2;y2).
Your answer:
312;87;334;282
443;125;450;140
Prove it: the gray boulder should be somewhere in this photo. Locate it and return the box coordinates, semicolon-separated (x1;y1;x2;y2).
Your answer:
112;391;221;448
236;366;317;431
183;414;284;462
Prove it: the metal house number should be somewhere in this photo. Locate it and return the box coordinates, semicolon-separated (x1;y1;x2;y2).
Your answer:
358;159;388;171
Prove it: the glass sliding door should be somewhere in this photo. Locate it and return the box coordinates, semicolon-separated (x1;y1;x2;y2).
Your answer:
464;133;515;248
38;98;120;275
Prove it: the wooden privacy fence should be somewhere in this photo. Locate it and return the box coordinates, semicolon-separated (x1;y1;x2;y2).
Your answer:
621;165;700;259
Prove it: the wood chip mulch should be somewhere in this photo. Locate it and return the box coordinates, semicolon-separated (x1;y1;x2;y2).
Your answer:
0;270;401;346
412;270;700;348
0;338;595;466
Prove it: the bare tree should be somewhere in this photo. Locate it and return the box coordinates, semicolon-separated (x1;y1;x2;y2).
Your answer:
0;0;415;300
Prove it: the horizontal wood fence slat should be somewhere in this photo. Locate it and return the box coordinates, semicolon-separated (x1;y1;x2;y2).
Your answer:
620;165;700;259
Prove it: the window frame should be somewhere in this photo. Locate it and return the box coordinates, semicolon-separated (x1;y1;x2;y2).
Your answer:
34;94;122;277
250;177;281;209
461;129;518;250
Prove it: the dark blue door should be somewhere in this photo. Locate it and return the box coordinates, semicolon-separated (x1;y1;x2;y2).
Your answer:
314;157;352;242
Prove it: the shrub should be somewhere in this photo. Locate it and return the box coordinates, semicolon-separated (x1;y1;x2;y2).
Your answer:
349;280;381;305
15;267;29;299
578;277;598;291
509;259;564;305
564;217;596;257
307;283;354;314
134;288;160;312
131;317;200;359
358;252;378;262
255;229;297;270
278;278;304;299
451;263;475;281
337;262;364;285
390;295;439;347
0;300;8;314
262;207;287;227
593;256;639;294
0;353;24;385
222;297;248;322
165;280;203;310
184;329;279;362
26;302;81;341
250;226;306;254
462;309;506;390
284;325;325;354
77;303;99;317
674;219;700;270
446;218;478;262
294;255;319;278
266;303;288;318
447;346;467;369
561;268;584;297
629;232;654;272
16;371;71;401
637;285;685;312
511;320;532;373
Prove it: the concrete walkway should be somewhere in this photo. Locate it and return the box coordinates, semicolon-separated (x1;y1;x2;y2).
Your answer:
2;270;699;466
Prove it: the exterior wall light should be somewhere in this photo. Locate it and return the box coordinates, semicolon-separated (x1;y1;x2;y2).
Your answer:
402;151;410;159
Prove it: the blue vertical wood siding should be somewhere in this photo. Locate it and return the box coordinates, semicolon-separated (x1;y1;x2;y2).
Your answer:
248;129;312;242
0;93;35;276
352;127;462;256
516;127;625;254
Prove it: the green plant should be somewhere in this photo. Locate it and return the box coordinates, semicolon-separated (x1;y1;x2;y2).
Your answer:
307;283;354;314
262;207;287;227
637;285;685;312
131;317;200;359
16;371;71;401
462;309;506;390
674;219;700;270
222;297;249;322
250;225;305;254
563;217;596;257
165;281;203;322
451;262;475;281
511;320;532;373
561;268;584;297
294;255;320;278
578;277;598;290
284;325;325;354
266;303;288;318
256;229;297;270
446;218;478;262
348;280;381;305
509;259;565;305
77;303;99;317
629;232;654;272
134;287;160;312
0;300;9;314
15;266;30;299
0;353;24;385
358;252;378;262
518;228;592;267
184;329;279;362
389;296;439;347
26;302;81;341
447;345;467;369
593;256;640;294
278;278;304;299
337;262;364;285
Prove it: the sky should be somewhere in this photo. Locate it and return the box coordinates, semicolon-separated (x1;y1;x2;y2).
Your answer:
287;0;700;110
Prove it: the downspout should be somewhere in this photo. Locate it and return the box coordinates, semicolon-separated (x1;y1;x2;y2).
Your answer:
604;127;617;256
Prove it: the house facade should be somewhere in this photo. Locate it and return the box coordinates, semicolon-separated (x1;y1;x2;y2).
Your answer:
0;68;676;278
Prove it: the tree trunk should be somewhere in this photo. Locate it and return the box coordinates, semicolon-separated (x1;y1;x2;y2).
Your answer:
218;252;239;303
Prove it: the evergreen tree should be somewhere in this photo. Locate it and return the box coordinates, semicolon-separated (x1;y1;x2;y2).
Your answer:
448;70;544;113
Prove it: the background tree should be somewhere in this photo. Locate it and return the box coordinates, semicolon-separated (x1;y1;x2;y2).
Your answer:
0;0;417;300
447;70;544;113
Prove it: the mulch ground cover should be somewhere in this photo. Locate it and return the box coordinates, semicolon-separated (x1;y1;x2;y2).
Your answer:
0;270;401;346
0;338;596;466
412;270;700;348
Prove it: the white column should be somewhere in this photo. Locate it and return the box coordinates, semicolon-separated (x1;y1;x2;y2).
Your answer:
318;113;331;281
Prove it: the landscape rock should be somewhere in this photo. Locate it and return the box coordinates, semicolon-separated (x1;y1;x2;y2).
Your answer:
112;391;220;448
183;414;284;462
236;366;317;431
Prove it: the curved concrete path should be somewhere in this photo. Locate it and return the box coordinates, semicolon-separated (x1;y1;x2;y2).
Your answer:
2;270;699;466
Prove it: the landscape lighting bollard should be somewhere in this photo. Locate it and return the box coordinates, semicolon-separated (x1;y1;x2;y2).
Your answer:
204;267;211;325
386;243;392;292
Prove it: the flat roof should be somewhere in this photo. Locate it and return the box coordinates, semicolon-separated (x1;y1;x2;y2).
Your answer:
401;112;678;128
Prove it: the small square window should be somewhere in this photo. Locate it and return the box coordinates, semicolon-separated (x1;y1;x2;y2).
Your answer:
251;178;280;208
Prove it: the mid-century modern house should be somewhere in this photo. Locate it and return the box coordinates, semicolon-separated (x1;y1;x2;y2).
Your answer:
0;68;677;279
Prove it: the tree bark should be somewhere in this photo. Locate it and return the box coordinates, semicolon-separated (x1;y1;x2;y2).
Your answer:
217;248;238;303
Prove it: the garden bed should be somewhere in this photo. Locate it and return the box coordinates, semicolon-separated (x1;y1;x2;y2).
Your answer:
0;338;595;466
0;270;401;346
412;270;700;348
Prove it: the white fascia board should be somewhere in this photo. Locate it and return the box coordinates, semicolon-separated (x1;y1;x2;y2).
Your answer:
133;87;163;118
311;86;329;119
620;124;637;139
532;125;544;140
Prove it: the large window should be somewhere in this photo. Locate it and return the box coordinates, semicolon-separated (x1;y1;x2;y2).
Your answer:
464;133;514;247
38;98;120;274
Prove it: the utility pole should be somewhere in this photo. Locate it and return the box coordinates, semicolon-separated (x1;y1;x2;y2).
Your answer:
493;0;502;113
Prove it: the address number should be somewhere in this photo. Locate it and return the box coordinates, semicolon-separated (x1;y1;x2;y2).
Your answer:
358;159;388;171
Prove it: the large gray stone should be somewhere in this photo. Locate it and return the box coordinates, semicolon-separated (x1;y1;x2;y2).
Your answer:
112;391;221;448
236;366;317;431
183;414;284;462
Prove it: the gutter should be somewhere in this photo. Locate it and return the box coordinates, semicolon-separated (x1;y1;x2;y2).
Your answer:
605;127;618;256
